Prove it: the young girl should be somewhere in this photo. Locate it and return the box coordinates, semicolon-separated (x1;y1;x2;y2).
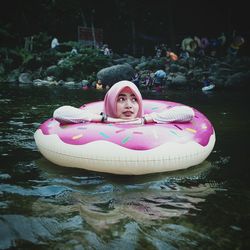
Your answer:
53;80;194;124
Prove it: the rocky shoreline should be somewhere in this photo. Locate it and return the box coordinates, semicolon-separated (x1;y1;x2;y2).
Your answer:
1;43;250;90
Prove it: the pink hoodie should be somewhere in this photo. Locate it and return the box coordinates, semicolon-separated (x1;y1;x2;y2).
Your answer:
103;80;143;118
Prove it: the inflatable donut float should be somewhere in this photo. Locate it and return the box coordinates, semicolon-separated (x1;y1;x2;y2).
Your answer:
34;100;216;175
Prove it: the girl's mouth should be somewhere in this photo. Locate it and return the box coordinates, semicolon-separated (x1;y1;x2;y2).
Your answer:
123;111;134;117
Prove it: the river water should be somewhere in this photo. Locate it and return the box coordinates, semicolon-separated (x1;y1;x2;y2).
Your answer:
0;83;249;249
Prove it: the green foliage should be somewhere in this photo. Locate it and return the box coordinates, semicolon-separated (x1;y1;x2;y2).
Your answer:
32;32;52;52
39;50;62;67
17;48;35;65
56;47;111;80
1;34;111;81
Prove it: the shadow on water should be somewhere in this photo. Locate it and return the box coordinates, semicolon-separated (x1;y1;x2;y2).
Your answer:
1;84;250;249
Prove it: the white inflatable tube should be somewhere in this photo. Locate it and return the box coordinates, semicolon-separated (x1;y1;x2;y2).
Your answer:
34;129;215;175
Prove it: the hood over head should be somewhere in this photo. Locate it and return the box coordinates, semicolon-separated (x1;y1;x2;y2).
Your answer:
104;80;143;118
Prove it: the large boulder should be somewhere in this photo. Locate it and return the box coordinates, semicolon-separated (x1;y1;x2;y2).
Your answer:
45;65;60;77
18;72;32;84
171;74;187;86
224;71;250;88
97;63;134;85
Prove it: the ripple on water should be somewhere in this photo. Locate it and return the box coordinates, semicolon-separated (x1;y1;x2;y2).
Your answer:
147;223;215;249
1;126;37;151
0;184;74;197
0;214;84;249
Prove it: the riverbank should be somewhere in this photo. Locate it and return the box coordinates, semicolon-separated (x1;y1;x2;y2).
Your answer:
1;42;250;90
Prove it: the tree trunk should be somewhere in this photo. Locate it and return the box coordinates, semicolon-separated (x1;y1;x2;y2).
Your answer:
80;8;88;27
131;19;136;56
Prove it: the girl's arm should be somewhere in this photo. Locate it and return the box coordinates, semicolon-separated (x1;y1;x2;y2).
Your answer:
53;106;102;123
143;106;194;123
53;105;194;125
53;106;144;124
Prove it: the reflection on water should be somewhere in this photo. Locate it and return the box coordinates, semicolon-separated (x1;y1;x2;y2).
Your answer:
0;158;220;249
0;84;250;249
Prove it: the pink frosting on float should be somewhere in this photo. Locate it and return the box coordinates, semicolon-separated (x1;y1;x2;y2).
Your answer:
39;100;214;150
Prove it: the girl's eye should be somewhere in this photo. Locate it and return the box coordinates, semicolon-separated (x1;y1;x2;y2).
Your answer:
118;97;125;102
132;98;137;102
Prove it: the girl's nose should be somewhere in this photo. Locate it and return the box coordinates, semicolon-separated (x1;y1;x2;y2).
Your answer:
125;99;132;108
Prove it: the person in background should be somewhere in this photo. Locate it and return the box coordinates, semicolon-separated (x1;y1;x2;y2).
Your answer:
202;73;214;87
227;36;245;59
102;44;111;56
132;71;141;87
154;69;167;89
70;47;78;55
53;81;194;125
51;37;59;49
144;71;154;89
179;49;190;60
217;32;227;46
166;49;178;61
96;79;103;90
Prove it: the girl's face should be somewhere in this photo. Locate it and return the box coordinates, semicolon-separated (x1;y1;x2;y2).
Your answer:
116;87;139;119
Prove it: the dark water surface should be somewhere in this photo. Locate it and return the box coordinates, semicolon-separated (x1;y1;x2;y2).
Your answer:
0;83;250;249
